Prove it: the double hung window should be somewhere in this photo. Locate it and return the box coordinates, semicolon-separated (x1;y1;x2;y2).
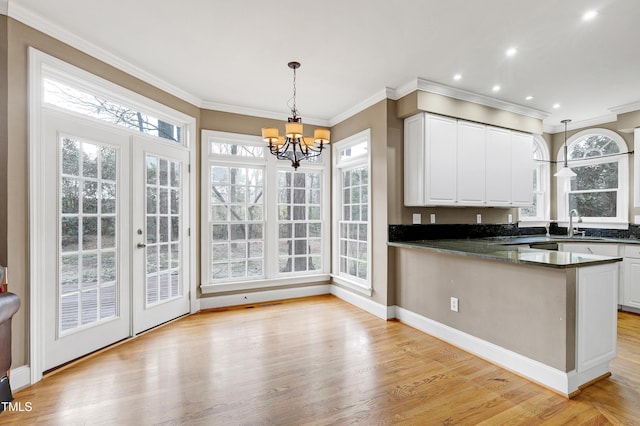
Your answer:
201;131;330;292
519;136;550;225
332;130;371;294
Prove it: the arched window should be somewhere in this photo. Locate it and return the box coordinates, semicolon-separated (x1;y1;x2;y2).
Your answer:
519;135;550;225
556;129;628;227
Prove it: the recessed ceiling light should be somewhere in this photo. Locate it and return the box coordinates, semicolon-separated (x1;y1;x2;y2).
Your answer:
453;74;462;81
553;103;560;109
525;96;533;101
492;85;501;92
506;47;517;57
583;10;598;21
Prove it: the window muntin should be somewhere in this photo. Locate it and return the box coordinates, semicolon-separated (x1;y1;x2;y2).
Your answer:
44;78;182;143
556;129;628;226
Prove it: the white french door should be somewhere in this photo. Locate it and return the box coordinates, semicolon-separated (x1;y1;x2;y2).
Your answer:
41;111;190;370
131;136;190;334
42;111;131;370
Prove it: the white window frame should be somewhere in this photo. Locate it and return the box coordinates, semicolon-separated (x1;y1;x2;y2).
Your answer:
200;130;331;293
519;135;550;227
634;128;640;208
332;129;372;295
556;128;629;229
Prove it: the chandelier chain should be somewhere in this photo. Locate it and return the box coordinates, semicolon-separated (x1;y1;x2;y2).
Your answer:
288;65;298;117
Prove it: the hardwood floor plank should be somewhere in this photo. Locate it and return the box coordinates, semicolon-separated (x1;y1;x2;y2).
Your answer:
2;296;639;425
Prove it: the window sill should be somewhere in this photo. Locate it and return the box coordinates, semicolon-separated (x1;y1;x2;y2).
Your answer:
331;275;372;297
518;220;549;228
201;274;331;294
556;221;629;230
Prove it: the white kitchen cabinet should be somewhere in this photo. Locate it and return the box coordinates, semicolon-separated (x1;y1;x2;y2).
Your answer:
404;113;458;206
403;112;533;207
485;126;512;206
457;120;486;205
511;131;534;206
621;245;640;309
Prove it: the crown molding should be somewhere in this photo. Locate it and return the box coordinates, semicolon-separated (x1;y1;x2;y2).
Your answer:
328;88;393;127
543;113;618;134
200;100;330;127
610;100;640;115
405;78;550;120
7;2;202;108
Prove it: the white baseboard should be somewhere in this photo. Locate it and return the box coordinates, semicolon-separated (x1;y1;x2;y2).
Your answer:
330;285;395;320
9;365;31;392
395;306;603;396
198;284;331;310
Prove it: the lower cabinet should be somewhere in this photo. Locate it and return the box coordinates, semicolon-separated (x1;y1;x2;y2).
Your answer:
622;245;640;310
558;242;640;310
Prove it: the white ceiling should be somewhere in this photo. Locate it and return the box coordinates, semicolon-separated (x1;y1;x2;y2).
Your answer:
6;0;640;132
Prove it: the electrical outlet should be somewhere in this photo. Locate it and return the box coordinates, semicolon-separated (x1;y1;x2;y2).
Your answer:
430;213;436;224
476;214;482;224
450;297;459;312
412;213;421;224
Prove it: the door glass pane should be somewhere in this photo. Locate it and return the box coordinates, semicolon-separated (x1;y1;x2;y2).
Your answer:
145;155;182;306
59;136;119;335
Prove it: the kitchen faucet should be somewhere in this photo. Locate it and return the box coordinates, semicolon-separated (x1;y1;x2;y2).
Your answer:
568;209;582;237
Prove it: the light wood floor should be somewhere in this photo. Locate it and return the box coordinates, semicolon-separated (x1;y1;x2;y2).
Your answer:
3;295;640;425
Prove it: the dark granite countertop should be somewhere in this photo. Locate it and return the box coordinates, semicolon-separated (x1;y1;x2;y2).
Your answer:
388;237;624;269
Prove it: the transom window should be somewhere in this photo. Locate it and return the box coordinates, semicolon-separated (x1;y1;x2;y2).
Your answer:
556;129;628;227
43;77;184;144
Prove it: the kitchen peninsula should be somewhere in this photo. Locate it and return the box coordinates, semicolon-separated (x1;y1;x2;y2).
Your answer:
389;236;622;397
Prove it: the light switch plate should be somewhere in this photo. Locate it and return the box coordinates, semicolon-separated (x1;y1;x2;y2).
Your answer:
430;214;436;224
412;213;421;224
476;214;482;224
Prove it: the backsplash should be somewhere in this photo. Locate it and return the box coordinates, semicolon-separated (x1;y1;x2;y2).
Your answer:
388;223;640;242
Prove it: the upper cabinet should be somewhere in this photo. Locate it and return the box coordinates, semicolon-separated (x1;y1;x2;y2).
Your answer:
404;112;533;207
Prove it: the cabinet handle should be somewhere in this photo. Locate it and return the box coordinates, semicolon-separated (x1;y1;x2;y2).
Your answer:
587;247;593;254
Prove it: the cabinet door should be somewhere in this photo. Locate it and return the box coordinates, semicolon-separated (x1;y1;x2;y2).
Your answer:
404;113;426;206
485;126;512;206
623;259;640;308
511;131;534;206
457;121;486;205
425;114;458;205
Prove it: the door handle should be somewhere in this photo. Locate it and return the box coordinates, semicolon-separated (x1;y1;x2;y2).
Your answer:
137;243;147;249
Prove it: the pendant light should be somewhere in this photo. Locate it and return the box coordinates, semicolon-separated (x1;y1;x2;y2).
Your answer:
554;119;576;177
261;61;330;170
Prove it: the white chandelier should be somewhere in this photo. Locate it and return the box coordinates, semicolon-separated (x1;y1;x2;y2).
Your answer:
261;61;330;169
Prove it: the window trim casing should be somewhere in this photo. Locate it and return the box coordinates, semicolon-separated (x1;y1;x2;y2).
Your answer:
556;128;629;229
200;130;331;294
331;129;372;296
519;135;550;227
